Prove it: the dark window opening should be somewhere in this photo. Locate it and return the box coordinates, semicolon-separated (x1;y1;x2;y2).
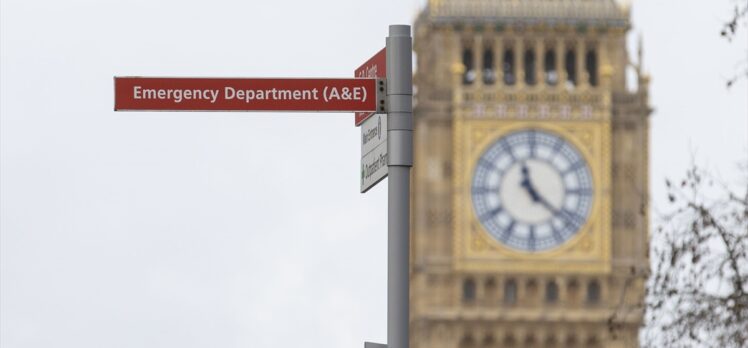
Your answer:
462;48;476;85
504;278;517;304
567;278;579;301
524;49;536;85
526;278;538;295
545;281;559;303
463;278;476;302
544;50;557;85
586;336;600;348
503;49;516;85
586;50;598;86
483;48;495;85
586;280;601;303
565;49;577;87
459;335;476;348
484;277;497;301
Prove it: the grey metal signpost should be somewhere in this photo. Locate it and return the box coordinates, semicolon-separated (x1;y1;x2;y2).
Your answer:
115;23;413;348
385;24;412;348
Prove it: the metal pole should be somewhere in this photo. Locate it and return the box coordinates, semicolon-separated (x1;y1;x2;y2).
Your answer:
386;24;412;348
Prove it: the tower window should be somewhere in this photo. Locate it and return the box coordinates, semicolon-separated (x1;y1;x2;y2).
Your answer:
586;50;598;86
586;280;601;303
526;278;538;296
462;48;476;85
586;336;601;348
504;278;517;304
483;48;495;85
484;277;497;301
544;50;557;85
524;335;537;347
565;49;577;87
524;49;536;85
545;280;559;303
459;335;476;348
503;48;516;85
567;278;580;302
462;278;476;302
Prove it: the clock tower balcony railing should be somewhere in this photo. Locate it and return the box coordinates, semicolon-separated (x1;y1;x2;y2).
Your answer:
427;0;630;27
456;88;612;121
450;63;614;121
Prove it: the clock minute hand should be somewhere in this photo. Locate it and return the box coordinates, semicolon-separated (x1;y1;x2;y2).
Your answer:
521;162;559;214
537;195;559;215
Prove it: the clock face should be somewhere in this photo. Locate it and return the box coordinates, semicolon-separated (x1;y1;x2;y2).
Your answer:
471;129;594;252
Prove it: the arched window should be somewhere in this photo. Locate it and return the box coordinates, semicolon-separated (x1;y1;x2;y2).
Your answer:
586;280;601;303
585;50;598;86
459;335;477;348
484;277;497;302
567;278;580;302
524;49;536;85
462;48;476;85
482;335;496;348
463;278;477;302
483;48;495;85
565;49;577;87
545;280;559;303
526;278;538;296
524;334;537;347
504;278;517;304
544;50;557;85
586;336;601;348
503;48;516;85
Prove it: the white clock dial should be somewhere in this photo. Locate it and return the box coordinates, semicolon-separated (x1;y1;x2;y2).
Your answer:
471;129;593;252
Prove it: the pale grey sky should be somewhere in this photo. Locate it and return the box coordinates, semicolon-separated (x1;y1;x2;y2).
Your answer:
1;1;746;348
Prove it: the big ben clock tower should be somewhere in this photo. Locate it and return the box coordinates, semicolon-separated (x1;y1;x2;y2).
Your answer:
410;1;651;347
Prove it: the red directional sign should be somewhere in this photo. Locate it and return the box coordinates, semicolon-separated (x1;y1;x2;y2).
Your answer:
114;77;379;112
354;48;386;126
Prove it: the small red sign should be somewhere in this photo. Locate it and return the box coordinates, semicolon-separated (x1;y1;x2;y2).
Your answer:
114;77;378;112
354;48;386;126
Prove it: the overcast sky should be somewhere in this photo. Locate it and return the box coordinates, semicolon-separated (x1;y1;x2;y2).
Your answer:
1;1;746;348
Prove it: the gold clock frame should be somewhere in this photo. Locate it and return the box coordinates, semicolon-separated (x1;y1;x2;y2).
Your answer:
453;119;612;274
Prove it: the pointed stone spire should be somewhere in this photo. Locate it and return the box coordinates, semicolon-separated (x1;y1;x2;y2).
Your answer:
637;33;644;73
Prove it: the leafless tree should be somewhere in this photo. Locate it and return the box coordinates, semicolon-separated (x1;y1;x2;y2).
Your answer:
721;0;748;87
642;165;748;347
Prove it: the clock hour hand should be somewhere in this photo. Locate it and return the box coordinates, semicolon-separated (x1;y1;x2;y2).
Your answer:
520;162;541;202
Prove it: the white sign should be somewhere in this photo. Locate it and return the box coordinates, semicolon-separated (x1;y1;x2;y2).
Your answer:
360;114;388;193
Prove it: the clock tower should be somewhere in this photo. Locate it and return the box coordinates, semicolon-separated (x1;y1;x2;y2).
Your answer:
410;1;651;347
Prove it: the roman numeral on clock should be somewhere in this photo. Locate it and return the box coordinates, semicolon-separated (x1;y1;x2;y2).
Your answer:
527;225;536;251
498;220;516;243
479;206;503;222
558;209;585;229
566;187;593;196
472;186;497;196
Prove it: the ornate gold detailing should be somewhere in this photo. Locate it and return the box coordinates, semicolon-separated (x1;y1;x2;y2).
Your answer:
452;119;612;274
459;89;611;121
428;0;629;28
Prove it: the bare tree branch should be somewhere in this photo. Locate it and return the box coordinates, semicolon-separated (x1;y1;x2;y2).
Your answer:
642;164;748;347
